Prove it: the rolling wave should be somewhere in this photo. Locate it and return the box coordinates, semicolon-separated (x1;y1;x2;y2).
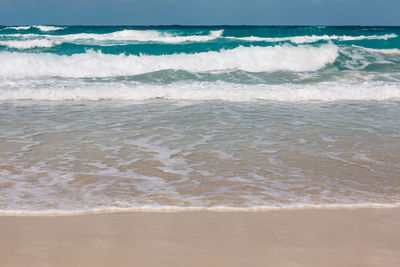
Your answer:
0;43;338;78
4;26;31;30
226;34;397;44
55;29;223;44
0;29;223;44
0;29;223;46
4;25;65;31
32;25;66;32
0;39;61;49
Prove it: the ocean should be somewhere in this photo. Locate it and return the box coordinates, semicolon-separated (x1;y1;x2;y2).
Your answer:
0;25;399;214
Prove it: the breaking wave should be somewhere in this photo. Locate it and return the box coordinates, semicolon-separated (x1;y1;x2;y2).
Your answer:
32;25;65;32
0;29;223;46
0;39;60;49
4;25;65;31
0;29;224;45
54;29;224;44
226;34;397;44
0;43;338;78
4;26;31;30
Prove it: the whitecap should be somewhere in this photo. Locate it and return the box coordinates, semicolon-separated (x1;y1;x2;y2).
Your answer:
0;39;60;49
226;34;398;44
0;43;339;78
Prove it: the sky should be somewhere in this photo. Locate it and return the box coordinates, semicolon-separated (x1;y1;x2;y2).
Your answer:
0;0;399;26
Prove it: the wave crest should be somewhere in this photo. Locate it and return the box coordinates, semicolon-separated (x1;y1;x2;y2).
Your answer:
32;25;65;32
0;43;338;78
61;29;223;44
0;39;60;49
45;29;223;44
227;34;397;44
4;25;65;31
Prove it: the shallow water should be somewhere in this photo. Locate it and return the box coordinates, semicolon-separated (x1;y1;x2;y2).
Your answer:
0;26;399;213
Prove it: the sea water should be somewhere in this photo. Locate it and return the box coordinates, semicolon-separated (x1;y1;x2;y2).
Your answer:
0;25;399;214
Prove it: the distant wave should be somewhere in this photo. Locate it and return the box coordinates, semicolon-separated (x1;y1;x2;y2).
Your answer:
0;43;338;78
226;34;397;44
49;29;223;44
4;25;65;31
0;39;60;49
0;29;223;46
33;25;66;32
4;26;31;30
58;29;223;44
1;80;399;101
2;31;396;47
63;29;223;44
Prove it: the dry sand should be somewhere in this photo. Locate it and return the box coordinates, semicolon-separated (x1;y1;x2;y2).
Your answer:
1;207;400;267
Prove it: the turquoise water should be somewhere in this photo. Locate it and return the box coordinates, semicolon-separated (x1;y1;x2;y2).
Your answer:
0;26;399;214
1;26;400;100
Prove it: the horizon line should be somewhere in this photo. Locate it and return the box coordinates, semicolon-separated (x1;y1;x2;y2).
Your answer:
1;24;400;27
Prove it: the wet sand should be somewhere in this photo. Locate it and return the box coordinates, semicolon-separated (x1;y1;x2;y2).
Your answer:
1;207;399;267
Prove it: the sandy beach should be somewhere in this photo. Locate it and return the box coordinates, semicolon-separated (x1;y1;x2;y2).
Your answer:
1;207;399;267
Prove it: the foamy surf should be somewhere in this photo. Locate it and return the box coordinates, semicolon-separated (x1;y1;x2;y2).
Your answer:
1;26;400;215
51;29;222;43
6;29;224;45
4;26;31;30
226;33;397;44
0;43;338;78
32;25;66;32
4;25;65;31
1;81;399;101
0;39;60;49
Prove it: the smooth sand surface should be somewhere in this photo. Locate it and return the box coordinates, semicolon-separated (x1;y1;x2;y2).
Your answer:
1;208;400;267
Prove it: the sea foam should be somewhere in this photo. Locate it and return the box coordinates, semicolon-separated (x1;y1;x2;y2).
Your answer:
46;29;223;44
4;25;65;31
4;26;31;30
1;81;399;101
226;34;398;44
0;29;223;46
32;25;65;32
2;203;400;216
0;39;60;49
0;43;338;78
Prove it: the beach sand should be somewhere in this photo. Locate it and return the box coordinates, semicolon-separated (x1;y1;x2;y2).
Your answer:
1;207;399;267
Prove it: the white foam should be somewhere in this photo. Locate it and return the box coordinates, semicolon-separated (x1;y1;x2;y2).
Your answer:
0;39;60;49
42;29;223;44
32;25;65;32
0;43;338;78
4;26;31;30
3;25;65;31
0;30;222;45
226;34;397;44
1;80;399;102
1;203;399;216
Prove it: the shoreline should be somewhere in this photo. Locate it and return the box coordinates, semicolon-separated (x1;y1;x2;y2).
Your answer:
2;207;399;266
1;202;400;217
